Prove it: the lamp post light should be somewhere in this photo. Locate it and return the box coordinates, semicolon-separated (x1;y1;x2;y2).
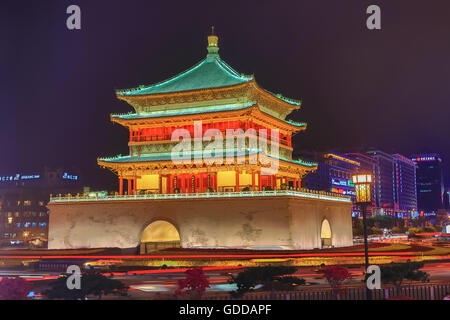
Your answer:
352;172;373;300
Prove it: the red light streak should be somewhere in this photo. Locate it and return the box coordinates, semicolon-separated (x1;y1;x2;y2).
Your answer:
0;251;425;260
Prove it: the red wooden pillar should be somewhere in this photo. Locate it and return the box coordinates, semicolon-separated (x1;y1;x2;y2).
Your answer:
180;174;185;193
133;176;137;194
251;171;255;191
127;179;132;195
119;176;123;195
235;170;240;192
258;171;262;191
272;175;277;189
199;173;204;193
212;173;216;191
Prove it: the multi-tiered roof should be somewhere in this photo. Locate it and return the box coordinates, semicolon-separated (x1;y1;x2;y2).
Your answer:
99;30;316;194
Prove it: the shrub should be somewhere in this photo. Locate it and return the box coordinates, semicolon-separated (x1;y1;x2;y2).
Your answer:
230;266;303;298
321;265;351;299
370;227;383;235
45;270;128;300
380;261;429;296
391;227;402;234
175;268;210;299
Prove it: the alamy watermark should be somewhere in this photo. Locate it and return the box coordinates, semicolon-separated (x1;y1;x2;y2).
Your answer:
66;265;81;290
66;5;81;30
170;120;280;175
366;264;381;290
366;5;381;30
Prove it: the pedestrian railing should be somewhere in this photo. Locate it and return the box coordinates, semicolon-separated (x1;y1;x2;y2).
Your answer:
49;189;351;204
206;284;450;300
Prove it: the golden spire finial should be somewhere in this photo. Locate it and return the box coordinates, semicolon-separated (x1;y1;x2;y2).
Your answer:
207;26;219;58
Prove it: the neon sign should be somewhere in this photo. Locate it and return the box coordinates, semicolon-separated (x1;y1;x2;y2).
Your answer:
331;178;355;187
0;174;40;182
412;156;441;162
62;172;78;180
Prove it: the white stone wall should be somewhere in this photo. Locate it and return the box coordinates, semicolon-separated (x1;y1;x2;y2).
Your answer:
48;197;352;250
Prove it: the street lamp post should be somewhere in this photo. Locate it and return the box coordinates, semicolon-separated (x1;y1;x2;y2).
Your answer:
352;172;373;300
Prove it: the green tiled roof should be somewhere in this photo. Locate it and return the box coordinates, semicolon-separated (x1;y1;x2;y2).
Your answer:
116;58;252;96
111;103;255;119
99;149;261;163
111;102;306;127
99;150;316;168
110;103;307;128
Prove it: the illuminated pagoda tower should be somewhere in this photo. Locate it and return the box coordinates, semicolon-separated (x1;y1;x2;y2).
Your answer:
48;30;353;251
98;31;317;194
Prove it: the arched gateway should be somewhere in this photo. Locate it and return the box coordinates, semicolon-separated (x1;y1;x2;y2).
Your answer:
140;220;181;253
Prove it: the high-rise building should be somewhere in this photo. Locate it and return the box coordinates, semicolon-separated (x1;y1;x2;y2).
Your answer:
393;154;417;211
300;152;360;201
366;150;395;209
444;187;450;210
347;151;417;218
0;168;82;248
323;153;359;201
345;153;377;177
411;154;444;212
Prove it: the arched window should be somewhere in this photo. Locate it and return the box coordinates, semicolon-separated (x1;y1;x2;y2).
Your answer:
320;219;332;248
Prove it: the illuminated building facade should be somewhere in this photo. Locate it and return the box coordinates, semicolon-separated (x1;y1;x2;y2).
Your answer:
0;168;82;248
346;151;417;219
48;32;353;251
366;150;395;210
301;152;360;200
393;154;417;211
411;154;444;212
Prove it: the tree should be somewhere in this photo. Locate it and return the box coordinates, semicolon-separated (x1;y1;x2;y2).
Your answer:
321;265;351;299
175;268;210;299
45;270;128;300
380;261;429;297
230;266;304;298
0;277;31;300
352;217;364;236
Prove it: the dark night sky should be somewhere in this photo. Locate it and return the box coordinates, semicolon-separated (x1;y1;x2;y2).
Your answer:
1;0;450;189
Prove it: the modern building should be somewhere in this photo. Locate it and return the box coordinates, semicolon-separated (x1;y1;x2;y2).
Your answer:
393;154;417;212
444;187;450;210
411;154;444;213
366;150;395;210
48;32;353;252
0;168;82;247
301;152;360;201
347;151;417;219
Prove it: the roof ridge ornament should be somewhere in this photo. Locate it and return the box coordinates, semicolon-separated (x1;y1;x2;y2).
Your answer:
207;26;219;59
